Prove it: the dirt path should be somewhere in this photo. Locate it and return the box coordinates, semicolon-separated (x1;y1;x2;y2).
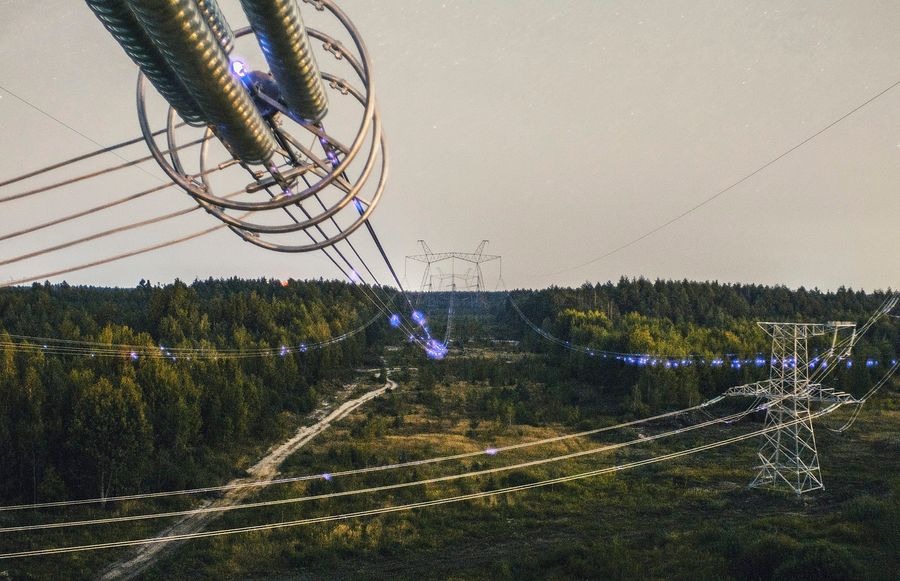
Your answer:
98;374;396;580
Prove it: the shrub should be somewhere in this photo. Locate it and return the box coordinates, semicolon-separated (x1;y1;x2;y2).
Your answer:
729;532;799;580
773;540;863;581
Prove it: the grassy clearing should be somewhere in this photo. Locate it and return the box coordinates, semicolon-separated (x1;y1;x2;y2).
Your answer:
2;371;896;579
138;376;900;580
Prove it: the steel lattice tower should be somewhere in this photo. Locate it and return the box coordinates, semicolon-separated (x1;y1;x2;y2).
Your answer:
405;240;501;294
726;321;857;495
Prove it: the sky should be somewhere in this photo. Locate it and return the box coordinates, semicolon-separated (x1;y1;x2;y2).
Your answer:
0;0;898;291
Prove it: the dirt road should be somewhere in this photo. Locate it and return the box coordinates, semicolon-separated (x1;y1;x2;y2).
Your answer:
99;374;396;580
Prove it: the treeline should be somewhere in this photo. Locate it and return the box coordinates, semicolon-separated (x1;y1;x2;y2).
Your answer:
501;279;896;366
0;278;391;505
422;278;897;417
424;278;897;354
505;278;897;326
0;277;895;506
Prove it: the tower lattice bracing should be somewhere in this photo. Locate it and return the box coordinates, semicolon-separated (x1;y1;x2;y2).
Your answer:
752;323;824;493
726;320;858;495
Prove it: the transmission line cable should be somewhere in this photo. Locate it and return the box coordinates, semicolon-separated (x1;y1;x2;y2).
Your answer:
0;222;228;287
0;183;172;242
0;310;383;361
0;205;198;268
0;395;730;511
0;126;174;189
0;405;839;560
0;137;207;205
543;77;900;278
505;288;896;368
0;400;766;532
829;358;899;433
0;83;174;186
0;83;424;342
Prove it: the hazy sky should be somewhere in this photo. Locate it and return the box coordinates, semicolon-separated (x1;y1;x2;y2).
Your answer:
1;0;898;291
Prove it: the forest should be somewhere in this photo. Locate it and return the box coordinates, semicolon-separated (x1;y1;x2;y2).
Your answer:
0;278;388;506
0;277;896;579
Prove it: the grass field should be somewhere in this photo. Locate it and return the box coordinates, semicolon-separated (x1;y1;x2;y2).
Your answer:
2;369;897;580
143;373;900;580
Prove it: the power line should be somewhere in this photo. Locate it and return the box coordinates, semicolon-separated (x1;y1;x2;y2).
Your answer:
0;137;206;205
544;77;900;278
0;222;228;287
0;127;172;189
0;309;383;362
0;405;840;560
0;395;726;512
0;7;433;356
505;290;896;369
0;83;170;186
0;400;763;533
829;359;900;433
0;183;173;242
0;164;247;277
0;205;199;268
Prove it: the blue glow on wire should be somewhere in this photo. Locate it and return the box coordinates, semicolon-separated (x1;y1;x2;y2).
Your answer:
231;60;247;78
321;142;340;167
424;339;448;360
30;337;888;369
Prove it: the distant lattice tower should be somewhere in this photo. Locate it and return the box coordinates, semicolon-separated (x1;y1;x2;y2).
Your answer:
726;321;858;495
406;240;500;293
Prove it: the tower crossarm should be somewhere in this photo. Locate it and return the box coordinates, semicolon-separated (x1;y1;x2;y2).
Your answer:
406;252;500;264
406;254;446;264
451;253;501;264
799;384;859;404
725;380;858;404
725;380;775;397
757;322;828;338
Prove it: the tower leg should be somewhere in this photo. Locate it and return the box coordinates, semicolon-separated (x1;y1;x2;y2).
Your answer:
751;398;823;494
